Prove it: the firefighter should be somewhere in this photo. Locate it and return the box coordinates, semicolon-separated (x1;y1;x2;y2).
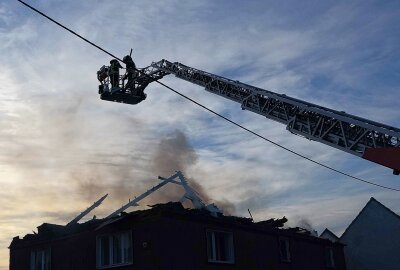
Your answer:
109;59;122;89
122;55;137;91
97;65;109;94
97;65;108;82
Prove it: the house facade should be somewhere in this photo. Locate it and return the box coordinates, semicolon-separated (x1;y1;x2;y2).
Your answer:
340;197;400;270
320;228;339;243
10;202;346;270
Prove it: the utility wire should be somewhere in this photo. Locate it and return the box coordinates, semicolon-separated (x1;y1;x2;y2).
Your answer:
16;0;122;62
16;0;400;192
155;82;400;192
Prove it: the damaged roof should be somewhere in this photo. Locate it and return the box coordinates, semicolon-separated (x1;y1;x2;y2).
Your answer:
10;202;336;248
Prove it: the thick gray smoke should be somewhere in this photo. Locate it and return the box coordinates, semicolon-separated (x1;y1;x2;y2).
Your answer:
151;130;198;175
297;218;317;235
70;129;236;215
0;89;154;218
146;130;236;215
145;130;197;203
2;88;235;217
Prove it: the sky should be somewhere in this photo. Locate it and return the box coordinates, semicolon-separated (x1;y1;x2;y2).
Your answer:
1;0;400;268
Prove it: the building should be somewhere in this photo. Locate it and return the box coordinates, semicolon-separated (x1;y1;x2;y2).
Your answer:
339;197;400;270
320;228;339;243
10;202;346;270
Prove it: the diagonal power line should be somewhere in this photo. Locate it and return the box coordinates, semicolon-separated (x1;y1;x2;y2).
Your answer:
16;0;400;192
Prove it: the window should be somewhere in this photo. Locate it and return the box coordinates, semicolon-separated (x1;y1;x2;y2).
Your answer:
325;247;335;268
206;230;234;263
279;237;291;262
96;231;132;268
30;249;50;270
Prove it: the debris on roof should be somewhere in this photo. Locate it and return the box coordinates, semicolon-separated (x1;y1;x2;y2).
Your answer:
256;217;288;228
11;200;333;250
10;171;333;249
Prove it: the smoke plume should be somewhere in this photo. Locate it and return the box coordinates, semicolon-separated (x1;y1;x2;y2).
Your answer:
145;130;236;215
297;218;318;236
1;86;236;219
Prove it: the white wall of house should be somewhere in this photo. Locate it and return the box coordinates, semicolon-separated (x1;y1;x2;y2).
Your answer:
340;198;400;270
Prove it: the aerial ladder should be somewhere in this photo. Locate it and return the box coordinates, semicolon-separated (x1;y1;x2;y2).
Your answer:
97;59;400;175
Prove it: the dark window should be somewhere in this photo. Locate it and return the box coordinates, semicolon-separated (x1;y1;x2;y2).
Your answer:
206;230;234;263
96;231;132;268
30;249;50;270
98;235;110;266
279;237;291;262
325;247;335;268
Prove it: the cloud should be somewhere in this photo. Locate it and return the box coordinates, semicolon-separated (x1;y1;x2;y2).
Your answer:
1;0;400;268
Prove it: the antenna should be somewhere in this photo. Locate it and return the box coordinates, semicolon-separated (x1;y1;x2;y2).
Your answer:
129;48;133;57
66;194;108;226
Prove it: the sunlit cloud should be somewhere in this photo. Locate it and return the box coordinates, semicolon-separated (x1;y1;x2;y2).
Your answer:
1;0;400;268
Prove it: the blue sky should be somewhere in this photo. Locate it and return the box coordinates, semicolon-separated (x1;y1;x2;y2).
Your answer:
1;0;400;268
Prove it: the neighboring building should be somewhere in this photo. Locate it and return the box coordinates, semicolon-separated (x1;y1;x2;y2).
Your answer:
320;228;339;242
10;202;346;270
339;197;400;270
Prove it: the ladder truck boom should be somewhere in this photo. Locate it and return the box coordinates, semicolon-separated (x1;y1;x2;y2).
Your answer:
97;59;400;175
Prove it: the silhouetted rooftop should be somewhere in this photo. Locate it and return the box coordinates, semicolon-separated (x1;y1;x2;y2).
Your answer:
10;202;338;248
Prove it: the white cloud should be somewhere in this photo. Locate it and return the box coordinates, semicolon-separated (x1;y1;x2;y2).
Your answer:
1;0;400;268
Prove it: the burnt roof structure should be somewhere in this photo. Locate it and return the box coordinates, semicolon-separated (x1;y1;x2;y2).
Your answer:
10;171;336;249
10;201;334;249
9;171;347;270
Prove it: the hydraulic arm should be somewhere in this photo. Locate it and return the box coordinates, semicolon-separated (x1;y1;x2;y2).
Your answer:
97;59;400;174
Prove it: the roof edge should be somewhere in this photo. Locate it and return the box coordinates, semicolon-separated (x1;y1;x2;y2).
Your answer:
340;197;400;240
